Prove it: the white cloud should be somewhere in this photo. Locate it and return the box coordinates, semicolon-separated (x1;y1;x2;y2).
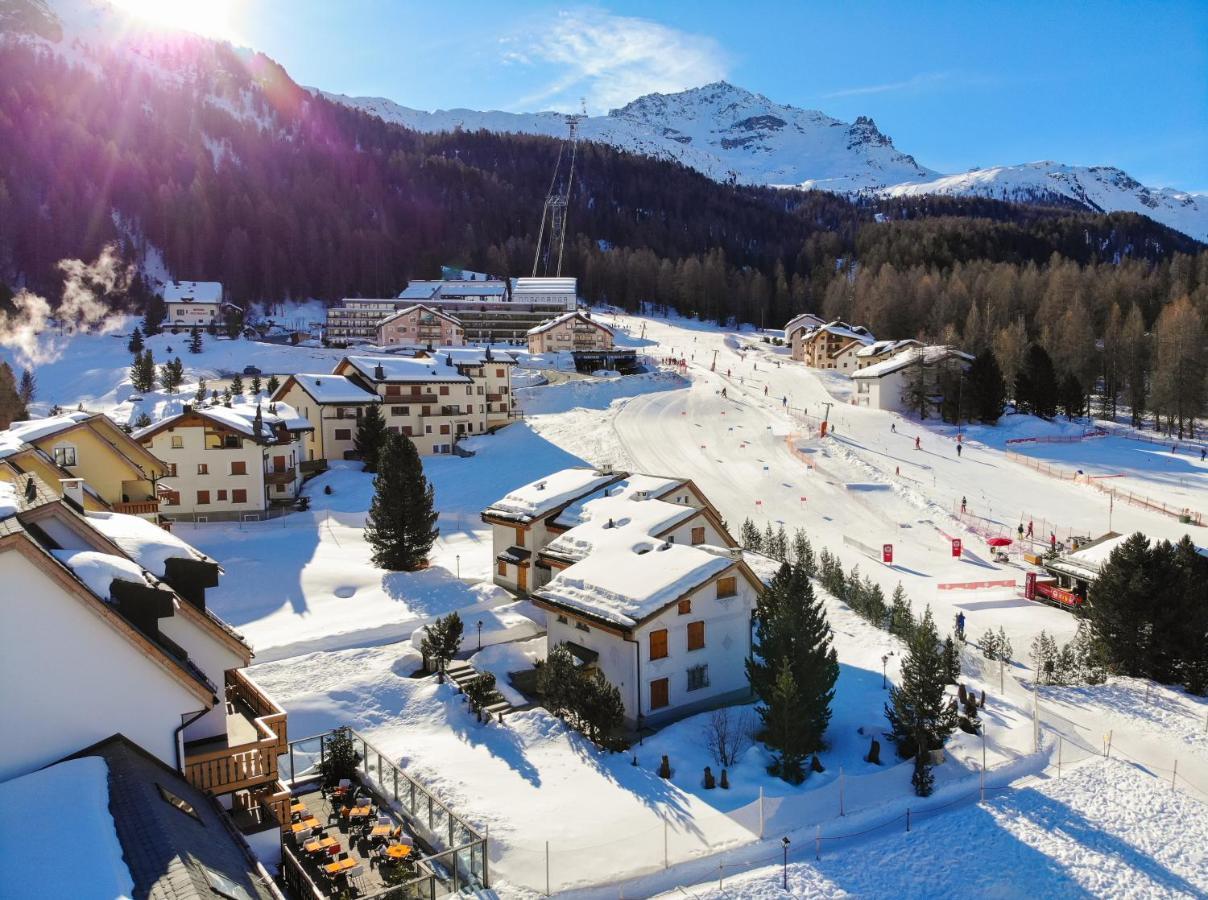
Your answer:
503;8;729;113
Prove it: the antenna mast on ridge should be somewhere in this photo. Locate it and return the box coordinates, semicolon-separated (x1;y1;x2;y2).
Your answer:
532;98;586;278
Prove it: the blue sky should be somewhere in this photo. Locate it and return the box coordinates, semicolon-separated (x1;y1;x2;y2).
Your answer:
229;1;1208;190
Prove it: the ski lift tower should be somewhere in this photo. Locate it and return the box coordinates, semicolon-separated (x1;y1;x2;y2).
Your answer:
532;99;587;278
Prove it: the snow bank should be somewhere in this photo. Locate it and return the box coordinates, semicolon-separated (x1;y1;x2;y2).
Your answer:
50;549;149;600
0;756;135;899
0;481;18;518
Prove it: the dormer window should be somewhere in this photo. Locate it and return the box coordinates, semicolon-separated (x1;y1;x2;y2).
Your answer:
53;445;77;467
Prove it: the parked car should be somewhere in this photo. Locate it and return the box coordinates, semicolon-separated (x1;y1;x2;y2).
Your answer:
242;365;262;376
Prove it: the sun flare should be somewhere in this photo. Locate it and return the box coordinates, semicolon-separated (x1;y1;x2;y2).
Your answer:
108;0;238;40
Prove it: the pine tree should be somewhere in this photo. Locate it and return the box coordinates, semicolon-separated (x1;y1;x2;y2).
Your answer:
0;362;25;429
740;518;763;552
1017;344;1058;419
419;611;462;677
18;368;36;407
761;661;809;783
159;357;184;393
762;522;777;556
885;606;957;766
967;349;1005;423
901;360;931;419
195;378;207;402
127;326;144;354
230;373;244;397
942;635;960;684
792;528;815;576
267;374;281;395
1058;372;1084;420
889;584;914;638
1030;631;1060;685
354;405;388;472
537;644;578;717
575;670;626;747
188;326;203;354
250;375;262;396
364;431;438;571
130;349;156;393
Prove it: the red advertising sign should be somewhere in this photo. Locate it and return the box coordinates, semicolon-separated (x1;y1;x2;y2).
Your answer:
1024;571;1037;600
882;544;894;564
1034;581;1083;608
951;538;963;557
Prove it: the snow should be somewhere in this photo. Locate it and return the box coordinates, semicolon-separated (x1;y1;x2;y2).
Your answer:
536;541;733;628
85;510;206;576
0;411;91;457
855;338;920;359
851;345;973;379
552;474;684;528
0;481;18;518
282;374;380;404
527;311;614;337
485;467;617;522
133;400;309;443
0;756;135;900
342;354;471;384
163;280;222;303
51;548;151;600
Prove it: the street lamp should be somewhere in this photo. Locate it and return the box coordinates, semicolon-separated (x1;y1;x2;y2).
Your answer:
477;619;483;651
456;554;460;580
781;836;791;890
882;654;889;689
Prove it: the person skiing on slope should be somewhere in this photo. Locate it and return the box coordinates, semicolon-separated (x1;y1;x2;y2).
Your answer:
764;385;769;396
1027;520;1034;538
1050;532;1057;551
955;612;966;641
915;436;921;450
956;443;962;457
782;396;788;407
891;422;896;433
721;387;727;399
1017;523;1025;540
961;496;967;514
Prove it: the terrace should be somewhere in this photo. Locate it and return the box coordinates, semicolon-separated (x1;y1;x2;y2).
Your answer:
280;729;488;898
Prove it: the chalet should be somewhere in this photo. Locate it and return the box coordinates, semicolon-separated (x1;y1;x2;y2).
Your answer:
0;478;290;830
794;320;876;369
135;402;311;520
783;312;826;354
851;345;973;412
271;374;381;464
376;304;466;348
163;281;238;329
0;411;169;519
526;310;614;355
855;339;922;369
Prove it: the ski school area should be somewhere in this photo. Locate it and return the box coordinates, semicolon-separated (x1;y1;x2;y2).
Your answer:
7;308;1206;897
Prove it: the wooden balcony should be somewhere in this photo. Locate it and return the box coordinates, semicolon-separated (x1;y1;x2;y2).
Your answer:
264;468;297;485
184;668;288;797
113;499;161;516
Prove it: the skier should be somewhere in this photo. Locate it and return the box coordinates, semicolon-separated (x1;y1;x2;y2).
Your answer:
1050;532;1057;552
1017;523;1025;541
1027;520;1034;538
1202;448;1207;461
782;396;788;407
891;422;896;433
721;387;727;399
956;443;962;458
895;465;900;476
915;436;921;450
955;612;966;641
727;369;731;377
764;385;769;396
961;496;967;514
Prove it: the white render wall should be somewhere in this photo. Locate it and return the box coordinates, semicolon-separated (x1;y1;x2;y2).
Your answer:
0;550;209;781
660;513;728;549
853;369;906;412
160;612;247;744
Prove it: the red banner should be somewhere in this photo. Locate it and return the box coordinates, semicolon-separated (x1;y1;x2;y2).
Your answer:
882;544;893;564
1034;581;1083;608
951;538;962;557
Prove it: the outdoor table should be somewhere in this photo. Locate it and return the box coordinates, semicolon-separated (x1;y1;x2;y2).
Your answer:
384;843;412;860
304;836;338;855
290;801;307;815
290;817;320;834
324;857;357;876
344;804;372;819
369;824;393;839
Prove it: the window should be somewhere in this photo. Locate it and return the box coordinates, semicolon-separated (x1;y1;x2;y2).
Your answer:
439;424;450;435
650;677;669;710
515;527;526;548
717;576;737;599
687;621;705;651
385;385;401;397
223;435;240;449
497;560;507;576
425;425;432;434
163;490;180;506
496;369;505;378
167;463;177;477
196;463;209;475
232;489;247;503
392;406;409;416
170;435;184;449
53;445;77;467
230;461;246;475
556;614;568;624
691;526;706;546
201;866;253;900
677;599;691;615
196;490;210;505
216;489;228;501
687;664;710;691
439;385;449;396
649;629;669;660
334;428;351;440
575;621;589;632
157;784;202;822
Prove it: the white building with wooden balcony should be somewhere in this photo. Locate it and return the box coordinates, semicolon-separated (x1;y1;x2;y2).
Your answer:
526;310;614;355
376;304;466;348
135;402;311;521
0;476;290;830
271;373;381;464
0;411;169;519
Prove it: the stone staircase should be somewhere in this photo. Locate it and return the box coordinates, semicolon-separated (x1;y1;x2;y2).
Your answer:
444;660;513;722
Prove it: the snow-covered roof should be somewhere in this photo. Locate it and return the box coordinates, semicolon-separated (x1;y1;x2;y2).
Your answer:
0;411;93;458
783;313;825;336
804;320;876;345
701;545;781;585
0;757;134;900
378;304;463;328
133;402;310;443
85;511;207;577
163;280;222;303
537;542;735;628
1047;533;1133;581
527;311;614;337
856;339;921;358
435;347;518;366
511;277;578;296
0;481;18;519
852;345;973;379
397;281;443;301
545;477;697;563
51;548;152;601
342;355;471;384
287;374;381;404
435;280;508;298
486;467;619;523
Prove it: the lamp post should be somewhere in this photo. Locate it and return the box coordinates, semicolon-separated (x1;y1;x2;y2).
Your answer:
882;654;889;689
477;619;483;651
781;836;791;890
456;554;460;580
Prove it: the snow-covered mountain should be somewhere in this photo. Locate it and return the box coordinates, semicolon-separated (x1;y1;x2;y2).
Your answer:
319;82;939;193
326;84;1207;243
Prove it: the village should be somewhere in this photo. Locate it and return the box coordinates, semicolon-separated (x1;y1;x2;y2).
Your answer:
1;264;1206;899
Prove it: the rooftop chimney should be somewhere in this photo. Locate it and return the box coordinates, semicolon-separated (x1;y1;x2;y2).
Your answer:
60;478;85;512
598;463;613;475
374;364;386;380
729;546;743;561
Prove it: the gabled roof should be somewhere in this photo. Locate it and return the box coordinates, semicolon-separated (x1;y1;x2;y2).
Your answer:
803;320;876;346
2;411;168;477
484;467;624;524
63;734;278;900
133;403;310;444
273;374;381;405
783;313;826;336
851;345;973;379
856;339;921;358
378;304;463;329
338;355;471;384
527;311;614;337
163;281;223;303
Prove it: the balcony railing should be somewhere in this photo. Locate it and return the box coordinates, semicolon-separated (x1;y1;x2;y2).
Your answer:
113;499;160;516
264;468;297;485
184;669;288;797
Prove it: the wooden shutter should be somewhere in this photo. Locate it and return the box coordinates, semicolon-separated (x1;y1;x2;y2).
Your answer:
650;678;669;710
649;629;669;660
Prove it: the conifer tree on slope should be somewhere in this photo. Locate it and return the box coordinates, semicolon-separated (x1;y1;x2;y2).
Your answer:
0;362;25;429
188;326;203;354
353;404;388;473
364;431;438;571
748;562;839;768
885;605;957;784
